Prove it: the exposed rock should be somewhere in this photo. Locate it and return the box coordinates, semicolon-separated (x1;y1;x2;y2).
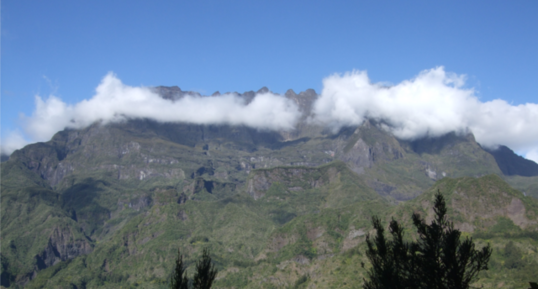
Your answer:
118;196;152;211
177;193;188;204
306;227;325;241
342;227;366;251
247;176;270;200
177;210;189;221
35;227;92;270
339;138;371;174
257;87;270;94
506;197;532;228
246;167;326;200
292;255;310;265
337;124;404;175
119;141;141;156
425;167;437;180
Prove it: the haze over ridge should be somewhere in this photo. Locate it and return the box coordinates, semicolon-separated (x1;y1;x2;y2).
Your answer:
2;67;538;163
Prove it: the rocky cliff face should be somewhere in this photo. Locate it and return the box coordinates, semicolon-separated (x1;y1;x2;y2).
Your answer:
246;167;329;200
35;226;93;270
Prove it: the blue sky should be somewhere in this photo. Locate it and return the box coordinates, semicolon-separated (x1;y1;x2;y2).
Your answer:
1;1;537;159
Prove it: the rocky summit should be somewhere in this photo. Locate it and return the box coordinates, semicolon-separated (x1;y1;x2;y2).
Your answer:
1;87;538;288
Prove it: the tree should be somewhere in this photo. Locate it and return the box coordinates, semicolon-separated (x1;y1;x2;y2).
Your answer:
363;216;420;289
192;248;218;289
363;191;492;289
170;249;188;289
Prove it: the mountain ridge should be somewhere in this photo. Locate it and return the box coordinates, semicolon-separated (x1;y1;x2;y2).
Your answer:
1;86;538;288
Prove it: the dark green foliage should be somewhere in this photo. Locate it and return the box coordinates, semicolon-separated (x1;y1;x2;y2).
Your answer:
169;248;217;289
170;249;188;289
529;282;538;289
503;241;524;269
294;274;309;288
193;248;218;289
363;216;419;289
364;191;492;289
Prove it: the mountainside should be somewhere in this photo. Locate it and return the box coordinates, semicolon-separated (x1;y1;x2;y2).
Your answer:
485;145;538;177
1;87;537;288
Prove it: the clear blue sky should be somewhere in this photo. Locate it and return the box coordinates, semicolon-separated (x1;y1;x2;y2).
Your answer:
2;1;537;148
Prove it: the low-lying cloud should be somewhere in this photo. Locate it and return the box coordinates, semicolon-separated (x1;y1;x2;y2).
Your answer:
2;68;538;163
1;73;301;155
312;67;538;162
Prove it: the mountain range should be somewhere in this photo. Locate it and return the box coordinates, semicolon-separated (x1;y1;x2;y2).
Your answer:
1;87;538;288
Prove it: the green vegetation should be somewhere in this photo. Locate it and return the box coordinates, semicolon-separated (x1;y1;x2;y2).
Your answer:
363;192;491;289
1;119;538;288
170;248;216;289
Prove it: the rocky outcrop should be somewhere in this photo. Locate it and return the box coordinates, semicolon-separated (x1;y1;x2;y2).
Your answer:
342;227;366;251
152;86;192;100
246;167;326;200
118;196;152;211
247;175;271;200
13;141;73;187
35;227;93;270
336;122;404;174
339;138;372;174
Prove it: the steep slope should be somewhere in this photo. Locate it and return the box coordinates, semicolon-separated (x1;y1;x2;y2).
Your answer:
389;175;538;289
21;162;387;288
8;172;536;289
485;145;538;177
391;174;538;233
2;86;538;288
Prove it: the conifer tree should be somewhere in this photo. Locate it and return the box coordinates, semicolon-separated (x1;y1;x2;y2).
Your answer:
170;249;189;289
193;248;218;289
363;191;492;289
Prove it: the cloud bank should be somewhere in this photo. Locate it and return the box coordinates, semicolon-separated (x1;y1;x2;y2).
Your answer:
2;68;538;163
312;67;538;162
0;73;301;155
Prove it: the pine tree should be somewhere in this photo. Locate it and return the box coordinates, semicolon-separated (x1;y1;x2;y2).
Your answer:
170;249;189;289
192;248;218;289
363;217;420;289
363;191;492;289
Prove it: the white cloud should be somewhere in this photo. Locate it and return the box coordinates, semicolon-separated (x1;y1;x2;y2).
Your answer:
527;149;538;164
312;67;538;161
13;72;300;148
0;131;29;155
3;68;538;164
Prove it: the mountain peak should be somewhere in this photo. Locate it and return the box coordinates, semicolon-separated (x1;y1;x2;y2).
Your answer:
257;87;270;94
285;89;297;97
